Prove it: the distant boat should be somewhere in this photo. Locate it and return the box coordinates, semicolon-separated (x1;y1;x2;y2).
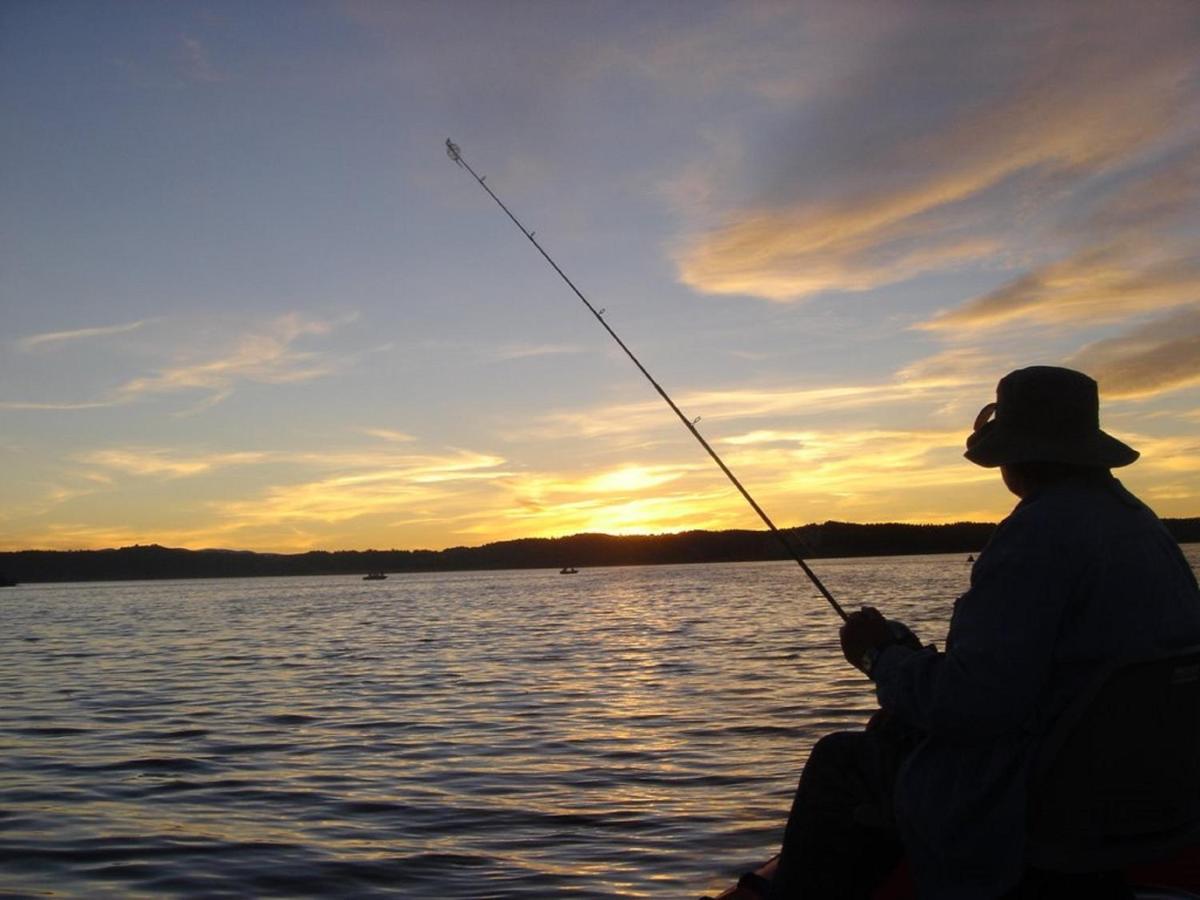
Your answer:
967;554;975;563
363;572;388;581
559;567;578;575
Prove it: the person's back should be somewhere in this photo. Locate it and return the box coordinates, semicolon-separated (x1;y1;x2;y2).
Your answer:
764;367;1200;900
1020;472;1200;728
877;466;1200;898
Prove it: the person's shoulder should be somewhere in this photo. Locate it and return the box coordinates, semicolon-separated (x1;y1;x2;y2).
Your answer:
1012;478;1167;558
976;499;1058;569
1024;476;1146;520
990;479;1115;549
997;486;1072;534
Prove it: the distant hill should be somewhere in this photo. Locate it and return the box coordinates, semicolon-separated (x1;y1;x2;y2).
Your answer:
2;518;1198;584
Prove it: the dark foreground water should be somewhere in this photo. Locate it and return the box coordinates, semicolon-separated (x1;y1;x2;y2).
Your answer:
3;549;1198;898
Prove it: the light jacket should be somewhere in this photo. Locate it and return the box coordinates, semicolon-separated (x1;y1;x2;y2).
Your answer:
871;475;1200;899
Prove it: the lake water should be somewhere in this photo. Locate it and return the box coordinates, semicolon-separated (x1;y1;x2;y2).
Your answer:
3;549;1199;898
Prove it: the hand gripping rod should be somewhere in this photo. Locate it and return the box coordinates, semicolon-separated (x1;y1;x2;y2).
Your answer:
445;139;847;622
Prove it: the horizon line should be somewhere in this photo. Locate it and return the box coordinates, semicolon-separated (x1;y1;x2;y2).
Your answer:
7;515;1200;556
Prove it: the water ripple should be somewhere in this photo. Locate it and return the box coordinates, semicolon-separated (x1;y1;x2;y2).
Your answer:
0;550;1195;896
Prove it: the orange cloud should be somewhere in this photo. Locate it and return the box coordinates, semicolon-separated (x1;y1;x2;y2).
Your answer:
1069;308;1200;399
510;376;976;445
82;447;272;477
19;319;148;350
361;428;417;443
210;450;511;528
11;414;1177;552
920;248;1200;332
673;10;1196;301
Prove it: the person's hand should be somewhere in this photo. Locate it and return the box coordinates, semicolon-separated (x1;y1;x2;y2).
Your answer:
840;606;894;674
886;619;922;651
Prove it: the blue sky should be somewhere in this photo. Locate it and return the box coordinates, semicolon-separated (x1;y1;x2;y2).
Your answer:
2;0;1198;552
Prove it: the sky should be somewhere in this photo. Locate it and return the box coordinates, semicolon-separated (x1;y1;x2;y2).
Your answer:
2;0;1198;553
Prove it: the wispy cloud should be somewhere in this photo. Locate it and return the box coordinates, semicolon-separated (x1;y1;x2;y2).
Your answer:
2;481;106;521
894;348;1002;390
1084;146;1200;237
114;313;340;406
80;447;272;478
671;3;1197;302
211;450;511;528
78;442;535;483
1129;434;1200;475
676;200;1001;301
3;313;354;413
1069;308;1200;399
490;426;995;537
361;428;417;443
0;399;128;411
492;342;584;361
920;247;1200;332
5;418;1020;552
468;485;738;538
20;319;148;350
510;376;973;442
718;425;980;487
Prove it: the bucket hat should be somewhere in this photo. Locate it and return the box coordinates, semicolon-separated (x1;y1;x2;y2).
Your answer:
964;366;1138;468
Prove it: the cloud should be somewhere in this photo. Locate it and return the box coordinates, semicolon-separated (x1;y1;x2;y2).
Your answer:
671;2;1198;301
1126;434;1200;474
1069;308;1200;398
1097;431;1200;513
2;481;106;521
469;487;737;538
81;447;272;478
490;425;997;537
920;247;1200;332
78;441;539;484
442;459;740;538
718;425;980;486
3;313;355;413
361;428;417;443
678;210;1000;301
893;348;1002;390
1083;146;1200;237
0;399;128;411
211;450;511;527
578;463;692;494
7;414;1024;552
509;375;973;443
492;342;584;361
114;313;340;405
19;319;148;350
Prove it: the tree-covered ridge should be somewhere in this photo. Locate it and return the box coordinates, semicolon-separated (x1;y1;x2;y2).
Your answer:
3;519;1198;584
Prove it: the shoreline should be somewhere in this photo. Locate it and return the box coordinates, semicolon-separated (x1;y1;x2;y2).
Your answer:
4;519;1198;585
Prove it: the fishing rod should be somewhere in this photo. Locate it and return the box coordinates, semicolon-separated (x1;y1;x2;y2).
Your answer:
445;139;847;623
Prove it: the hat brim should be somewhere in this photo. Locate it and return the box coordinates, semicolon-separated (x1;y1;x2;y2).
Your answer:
964;422;1139;468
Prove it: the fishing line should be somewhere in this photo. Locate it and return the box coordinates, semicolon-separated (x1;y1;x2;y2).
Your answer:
445;139;846;622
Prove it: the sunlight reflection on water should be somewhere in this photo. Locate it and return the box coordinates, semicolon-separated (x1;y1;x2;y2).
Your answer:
2;548;1197;897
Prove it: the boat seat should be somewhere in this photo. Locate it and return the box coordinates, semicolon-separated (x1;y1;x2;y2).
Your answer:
1027;644;1200;875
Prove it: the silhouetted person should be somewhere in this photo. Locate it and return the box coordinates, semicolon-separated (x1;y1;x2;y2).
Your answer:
765;366;1200;900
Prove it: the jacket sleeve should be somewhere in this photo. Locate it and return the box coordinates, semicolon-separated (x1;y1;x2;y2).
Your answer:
871;509;1075;740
